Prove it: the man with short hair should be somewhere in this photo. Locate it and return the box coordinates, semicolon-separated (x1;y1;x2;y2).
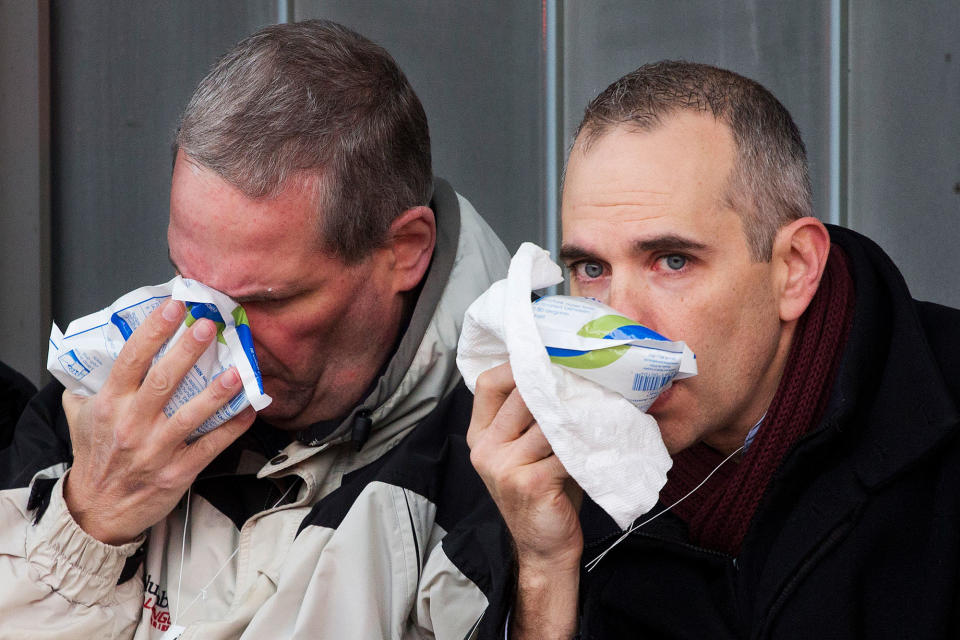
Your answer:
467;61;960;638
0;20;509;638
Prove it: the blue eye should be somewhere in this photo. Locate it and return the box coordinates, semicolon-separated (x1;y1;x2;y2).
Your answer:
664;255;687;270
582;262;603;278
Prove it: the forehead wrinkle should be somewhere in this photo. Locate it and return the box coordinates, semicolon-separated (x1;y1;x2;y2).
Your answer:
573;201;669;210
603;186;671;194
578;186;673;197
564;208;669;228
567;186;672;206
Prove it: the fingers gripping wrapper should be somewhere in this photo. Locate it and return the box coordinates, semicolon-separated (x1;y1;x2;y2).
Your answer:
47;276;272;440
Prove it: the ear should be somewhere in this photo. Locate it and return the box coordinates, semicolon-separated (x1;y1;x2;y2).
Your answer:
772;217;831;322
383;206;436;293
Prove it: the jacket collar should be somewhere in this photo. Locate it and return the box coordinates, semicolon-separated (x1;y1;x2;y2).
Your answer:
290;177;464;449
824;225;959;488
257;178;509;480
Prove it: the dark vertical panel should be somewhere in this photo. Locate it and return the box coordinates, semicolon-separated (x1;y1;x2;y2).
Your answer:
0;0;51;385
563;1;833;226
847;1;960;307
294;1;546;254
51;1;276;324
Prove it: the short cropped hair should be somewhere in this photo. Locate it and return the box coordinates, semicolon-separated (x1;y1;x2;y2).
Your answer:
575;61;812;261
176;19;432;262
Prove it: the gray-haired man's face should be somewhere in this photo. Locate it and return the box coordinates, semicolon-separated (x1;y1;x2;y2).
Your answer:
167;151;405;430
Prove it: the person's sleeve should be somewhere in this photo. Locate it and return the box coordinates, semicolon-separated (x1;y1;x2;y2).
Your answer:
416;506;517;639
409;529;491;639
0;381;145;639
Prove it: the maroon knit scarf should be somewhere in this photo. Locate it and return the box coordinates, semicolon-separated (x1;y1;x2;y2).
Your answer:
658;245;855;554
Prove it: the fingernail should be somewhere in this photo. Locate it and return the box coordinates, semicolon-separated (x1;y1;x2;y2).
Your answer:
194;320;214;341
162;300;182;322
220;368;239;388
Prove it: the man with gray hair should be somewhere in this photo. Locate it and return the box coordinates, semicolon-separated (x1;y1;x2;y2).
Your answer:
466;61;960;638
0;19;509;638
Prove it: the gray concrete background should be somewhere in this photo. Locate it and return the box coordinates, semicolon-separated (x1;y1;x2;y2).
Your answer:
2;1;959;386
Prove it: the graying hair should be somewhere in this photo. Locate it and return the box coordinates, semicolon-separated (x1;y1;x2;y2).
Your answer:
176;19;432;262
575;60;812;261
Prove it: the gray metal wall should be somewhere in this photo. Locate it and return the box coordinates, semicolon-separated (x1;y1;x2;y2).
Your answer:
50;2;277;325
292;1;546;257
0;0;51;386
2;1;958;386
563;2;834;233
846;1;960;307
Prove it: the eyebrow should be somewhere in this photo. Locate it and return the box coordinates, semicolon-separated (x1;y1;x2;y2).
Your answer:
167;251;298;302
231;290;298;304
631;234;709;254
559;234;709;264
557;244;596;263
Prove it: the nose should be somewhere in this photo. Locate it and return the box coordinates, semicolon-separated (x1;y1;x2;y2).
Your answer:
240;301;269;330
606;276;653;330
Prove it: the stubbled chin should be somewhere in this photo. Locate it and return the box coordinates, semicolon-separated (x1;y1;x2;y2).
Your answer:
256;378;315;429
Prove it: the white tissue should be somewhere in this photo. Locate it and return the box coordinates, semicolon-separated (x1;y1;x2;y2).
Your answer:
457;242;673;530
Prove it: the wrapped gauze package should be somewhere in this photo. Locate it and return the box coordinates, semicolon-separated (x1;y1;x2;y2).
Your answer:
533;295;697;411
47;276;271;439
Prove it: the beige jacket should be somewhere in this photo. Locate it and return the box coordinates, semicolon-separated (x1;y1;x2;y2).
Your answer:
0;179;509;639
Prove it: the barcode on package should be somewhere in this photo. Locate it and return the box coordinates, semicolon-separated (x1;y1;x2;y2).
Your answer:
632;373;673;392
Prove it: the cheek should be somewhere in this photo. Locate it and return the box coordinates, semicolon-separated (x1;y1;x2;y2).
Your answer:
669;266;774;346
694;284;780;387
623;281;702;344
244;306;331;364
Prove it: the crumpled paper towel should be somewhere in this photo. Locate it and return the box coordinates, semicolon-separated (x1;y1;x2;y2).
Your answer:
456;242;673;529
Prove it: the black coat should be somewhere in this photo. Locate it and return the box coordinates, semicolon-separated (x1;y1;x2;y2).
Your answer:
0;360;36;450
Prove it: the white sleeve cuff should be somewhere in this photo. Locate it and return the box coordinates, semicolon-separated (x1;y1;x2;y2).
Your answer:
25;472;145;606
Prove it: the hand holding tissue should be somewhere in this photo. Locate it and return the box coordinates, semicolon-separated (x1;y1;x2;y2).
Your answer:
457;243;697;529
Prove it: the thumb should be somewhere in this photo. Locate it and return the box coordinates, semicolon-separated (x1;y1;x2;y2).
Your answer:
61;389;86;423
61;389;96;444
